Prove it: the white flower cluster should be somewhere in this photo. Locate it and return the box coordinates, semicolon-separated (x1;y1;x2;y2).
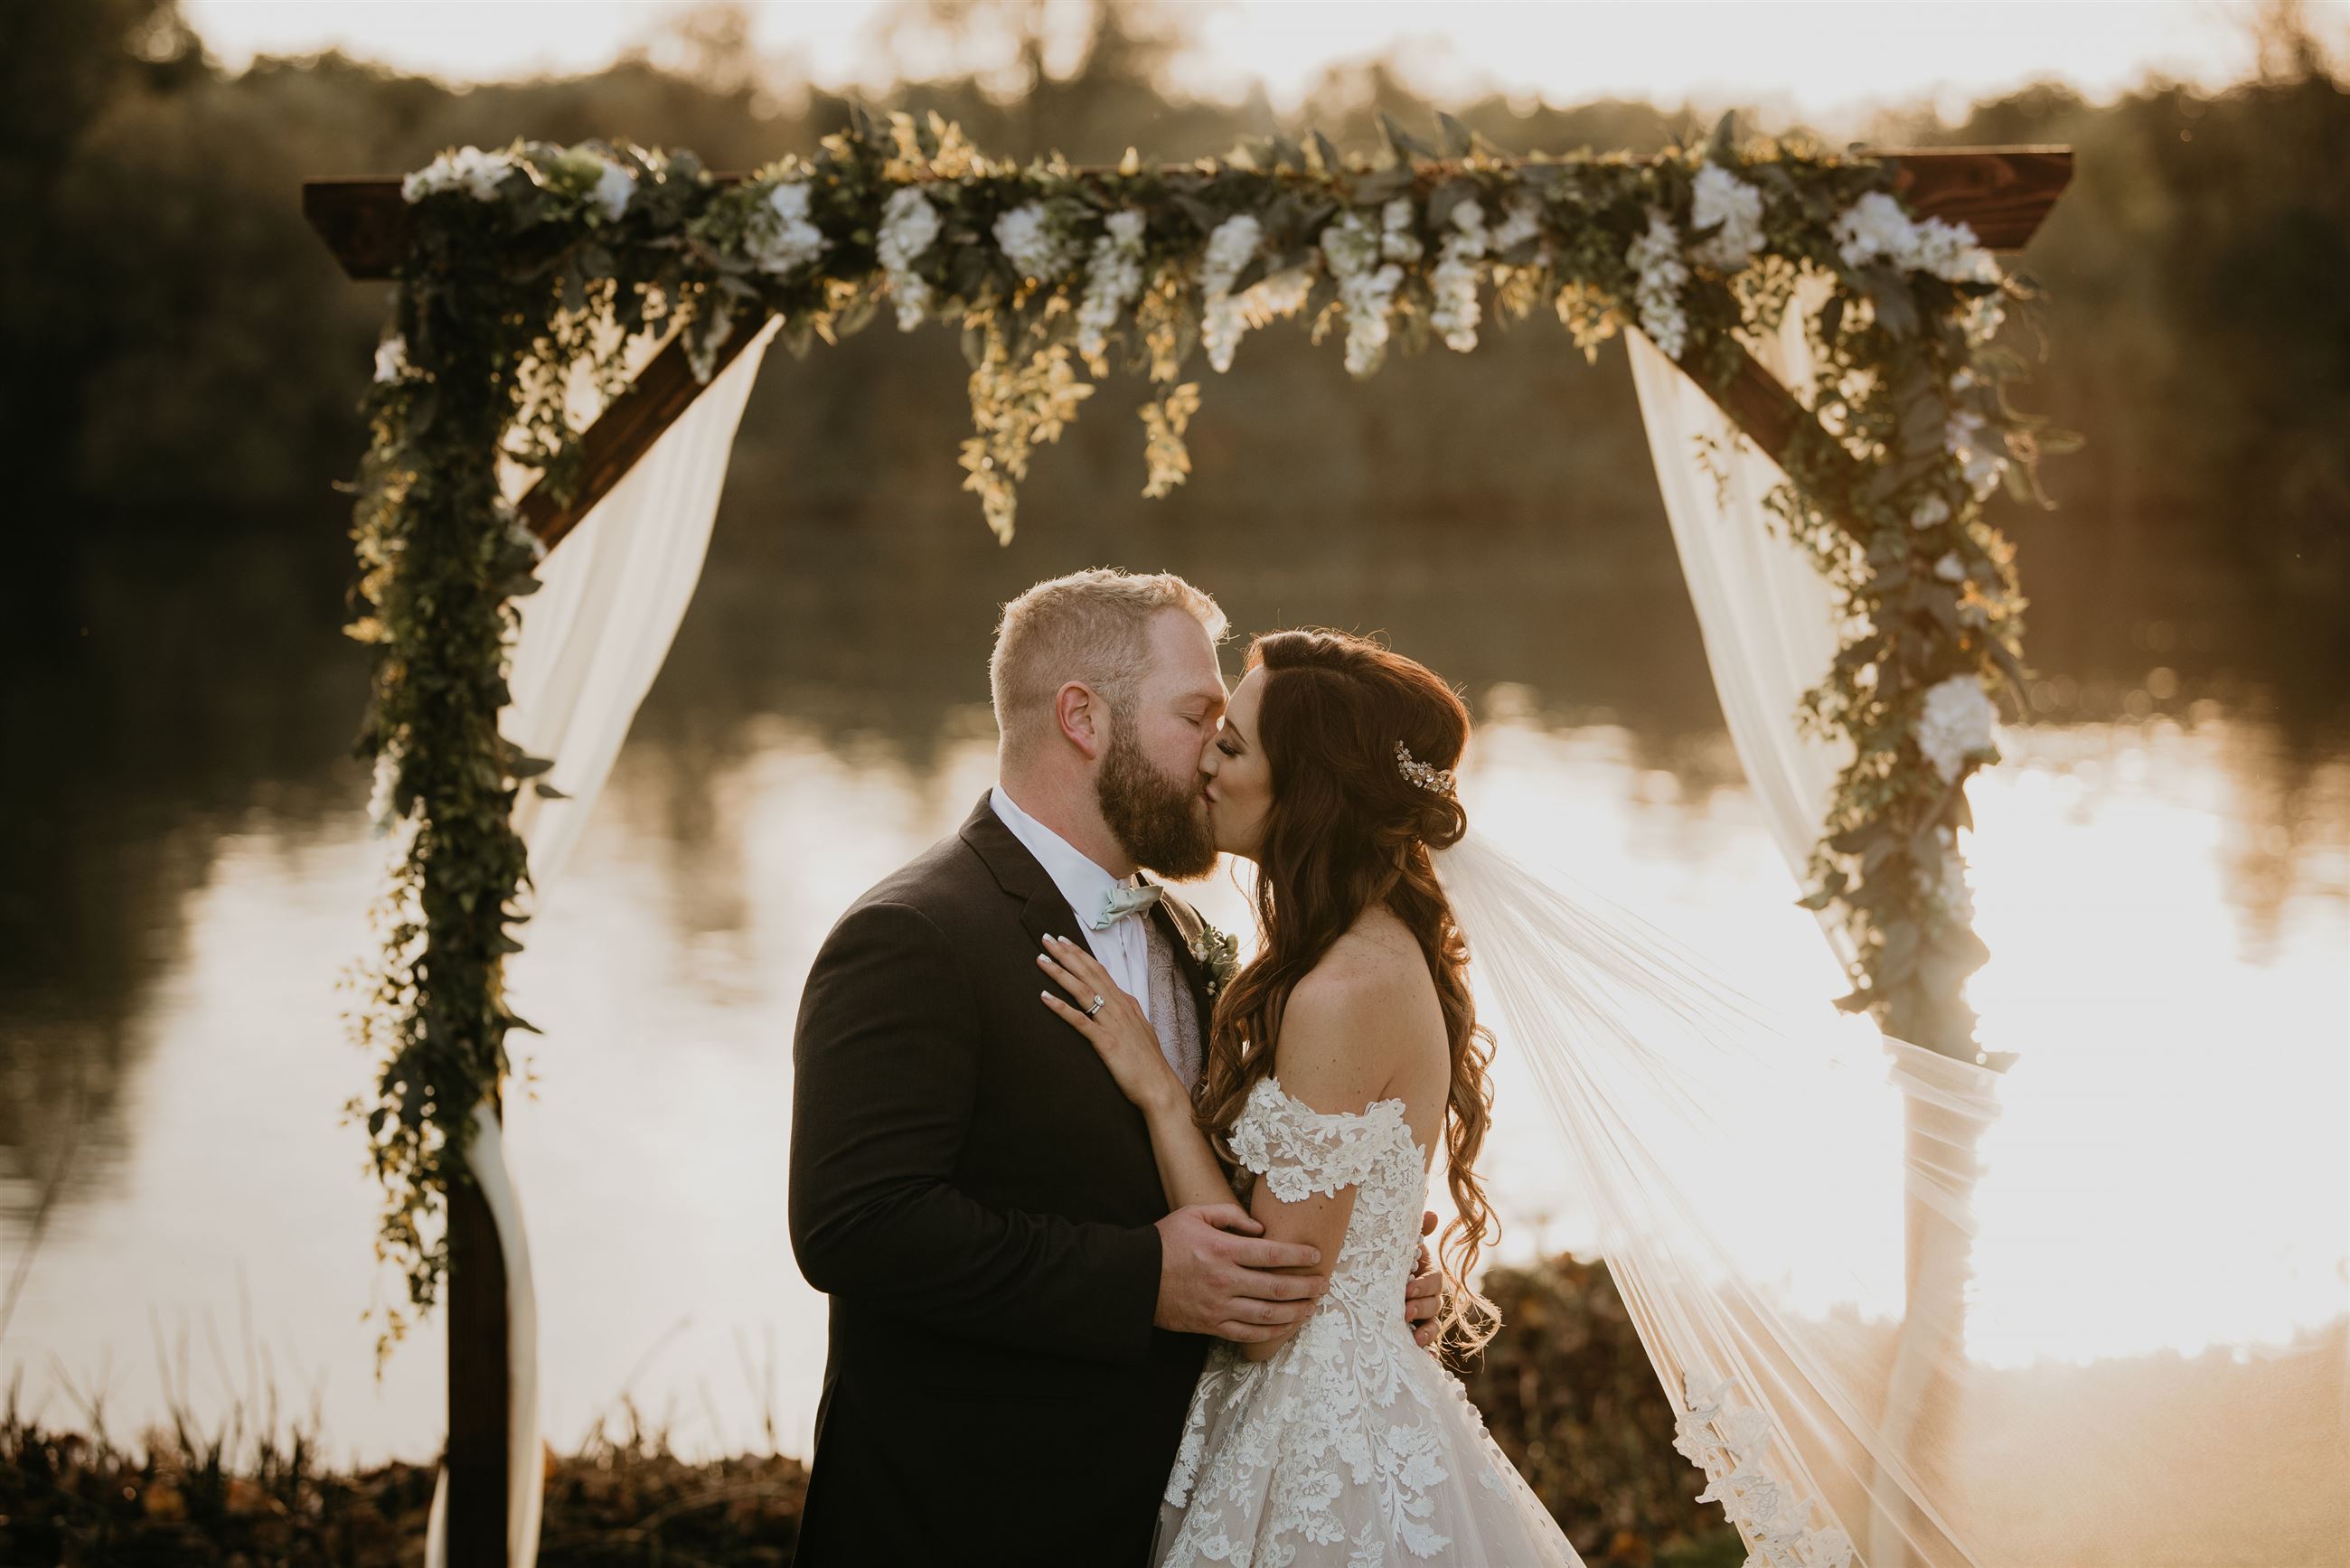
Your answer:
747;180;827;277
1204;266;1313;375
1673;1367;1855;1568
878;186;942;331
401;146;521;204
1910;493;1952;530
1688;165;1766;272
1240;268;1312;324
1076;209;1148;366
1626;207;1691;360
1378;198;1424;262
1488;191;1545;256
1198;213;1264;372
1831;192;2007;342
1917;672;1998;783
992;200;1080;284
589;160;635;224
1431;199;1490;352
1831;192;1999;286
1199;212;1262;300
373;333;409;385
1942;405;2008;500
1320;210;1406;378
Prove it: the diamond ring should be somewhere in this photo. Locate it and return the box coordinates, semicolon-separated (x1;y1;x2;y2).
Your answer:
1085;993;1107;1019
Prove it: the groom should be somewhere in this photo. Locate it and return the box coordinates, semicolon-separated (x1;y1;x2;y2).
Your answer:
788;568;1442;1565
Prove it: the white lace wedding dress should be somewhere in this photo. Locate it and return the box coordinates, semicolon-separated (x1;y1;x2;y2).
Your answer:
1152;1076;1586;1567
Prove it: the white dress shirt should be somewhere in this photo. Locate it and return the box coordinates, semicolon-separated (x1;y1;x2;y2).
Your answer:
989;784;1154;1026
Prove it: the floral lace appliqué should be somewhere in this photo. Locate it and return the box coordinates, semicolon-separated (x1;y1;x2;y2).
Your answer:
1671;1366;1854;1568
1156;1078;1584;1567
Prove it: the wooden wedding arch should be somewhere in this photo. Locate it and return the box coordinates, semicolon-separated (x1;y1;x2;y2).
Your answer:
306;124;2070;1563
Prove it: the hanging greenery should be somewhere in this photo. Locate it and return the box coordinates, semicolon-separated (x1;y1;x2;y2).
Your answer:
343;106;2066;1366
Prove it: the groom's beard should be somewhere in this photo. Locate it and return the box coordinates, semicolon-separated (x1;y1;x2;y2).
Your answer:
1097;721;1217;880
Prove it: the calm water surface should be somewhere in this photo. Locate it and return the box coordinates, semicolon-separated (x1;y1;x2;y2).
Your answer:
1;539;2344;1469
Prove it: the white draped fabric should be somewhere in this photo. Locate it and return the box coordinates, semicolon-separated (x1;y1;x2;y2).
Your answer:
1624;286;1857;968
421;314;782;1568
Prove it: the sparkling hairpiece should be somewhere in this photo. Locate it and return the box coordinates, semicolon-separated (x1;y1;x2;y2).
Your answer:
1395;740;1457;796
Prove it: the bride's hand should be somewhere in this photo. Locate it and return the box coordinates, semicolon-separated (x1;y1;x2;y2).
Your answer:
1037;934;1187;1117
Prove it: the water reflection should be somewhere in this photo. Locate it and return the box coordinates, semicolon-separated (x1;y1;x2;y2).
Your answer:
0;478;2345;1466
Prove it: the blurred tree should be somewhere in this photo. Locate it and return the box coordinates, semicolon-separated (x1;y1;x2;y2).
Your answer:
0;0;202;513
0;0;2340;737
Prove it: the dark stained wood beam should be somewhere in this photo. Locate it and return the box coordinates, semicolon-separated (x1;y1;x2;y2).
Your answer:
1709;343;1806;471
1880;146;2073;251
445;1102;511;1567
304;147;2073;280
516;324;764;551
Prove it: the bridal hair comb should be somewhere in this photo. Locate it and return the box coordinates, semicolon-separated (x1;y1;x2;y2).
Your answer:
1395;740;1457;796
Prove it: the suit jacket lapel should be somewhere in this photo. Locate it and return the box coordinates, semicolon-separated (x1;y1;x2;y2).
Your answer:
960;792;1218;1028
958;792;1093;954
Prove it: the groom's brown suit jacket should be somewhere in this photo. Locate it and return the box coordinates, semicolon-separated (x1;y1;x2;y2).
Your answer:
788;792;1217;1566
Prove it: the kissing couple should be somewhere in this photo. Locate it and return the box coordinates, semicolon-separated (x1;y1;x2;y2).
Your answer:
787;568;1585;1566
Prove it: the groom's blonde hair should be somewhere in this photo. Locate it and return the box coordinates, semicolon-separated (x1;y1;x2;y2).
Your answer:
991;568;1227;765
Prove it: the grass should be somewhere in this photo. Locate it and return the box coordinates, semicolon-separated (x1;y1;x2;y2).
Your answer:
1;1252;1742;1565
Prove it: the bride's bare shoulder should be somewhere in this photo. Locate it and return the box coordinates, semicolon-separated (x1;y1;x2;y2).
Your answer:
1275;910;1440;1100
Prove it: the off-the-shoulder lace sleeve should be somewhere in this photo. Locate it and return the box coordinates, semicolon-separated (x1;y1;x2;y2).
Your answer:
1226;1075;1410;1202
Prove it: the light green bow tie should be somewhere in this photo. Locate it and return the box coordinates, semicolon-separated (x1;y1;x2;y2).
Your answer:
1091;882;1163;930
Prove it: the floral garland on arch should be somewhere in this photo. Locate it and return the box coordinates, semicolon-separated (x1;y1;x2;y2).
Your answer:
343;106;2066;1369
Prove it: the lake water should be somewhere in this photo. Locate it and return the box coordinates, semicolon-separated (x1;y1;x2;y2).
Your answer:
1;515;2345;1472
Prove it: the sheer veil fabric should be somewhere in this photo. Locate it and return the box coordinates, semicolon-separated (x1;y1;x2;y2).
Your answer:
1603;285;2345;1563
1433;812;2347;1567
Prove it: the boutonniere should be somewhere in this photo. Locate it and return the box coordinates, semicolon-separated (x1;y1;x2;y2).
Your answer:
1187;920;1242;1000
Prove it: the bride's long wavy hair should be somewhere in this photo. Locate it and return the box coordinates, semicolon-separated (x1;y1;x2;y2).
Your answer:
1196;629;1501;1357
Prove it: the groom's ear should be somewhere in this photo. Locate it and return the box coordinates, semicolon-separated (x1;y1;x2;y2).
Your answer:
1054;681;1105;760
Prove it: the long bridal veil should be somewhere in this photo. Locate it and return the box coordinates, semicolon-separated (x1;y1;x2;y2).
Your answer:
1431;826;2349;1568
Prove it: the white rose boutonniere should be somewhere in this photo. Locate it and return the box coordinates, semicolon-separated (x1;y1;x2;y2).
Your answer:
1187;920;1242;1000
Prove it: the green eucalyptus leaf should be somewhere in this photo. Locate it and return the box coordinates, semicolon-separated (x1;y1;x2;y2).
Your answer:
1435;111;1475;161
1348;166;1415;204
1173;193;1223;235
1426;176;1476;231
1709;110;1740;164
1378;112;1435;164
1860;268;1920;338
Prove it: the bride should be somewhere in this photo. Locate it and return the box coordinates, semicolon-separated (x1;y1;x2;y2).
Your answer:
1035;626;1586;1567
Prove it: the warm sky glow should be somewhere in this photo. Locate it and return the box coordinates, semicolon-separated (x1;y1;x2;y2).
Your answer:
182;0;2349;131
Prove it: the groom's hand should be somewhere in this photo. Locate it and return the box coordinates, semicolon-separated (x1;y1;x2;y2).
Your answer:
1153;1204;1327;1342
1405;1209;1443;1348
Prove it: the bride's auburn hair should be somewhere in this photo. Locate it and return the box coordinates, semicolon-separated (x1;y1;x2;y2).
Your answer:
1196;628;1501;1357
